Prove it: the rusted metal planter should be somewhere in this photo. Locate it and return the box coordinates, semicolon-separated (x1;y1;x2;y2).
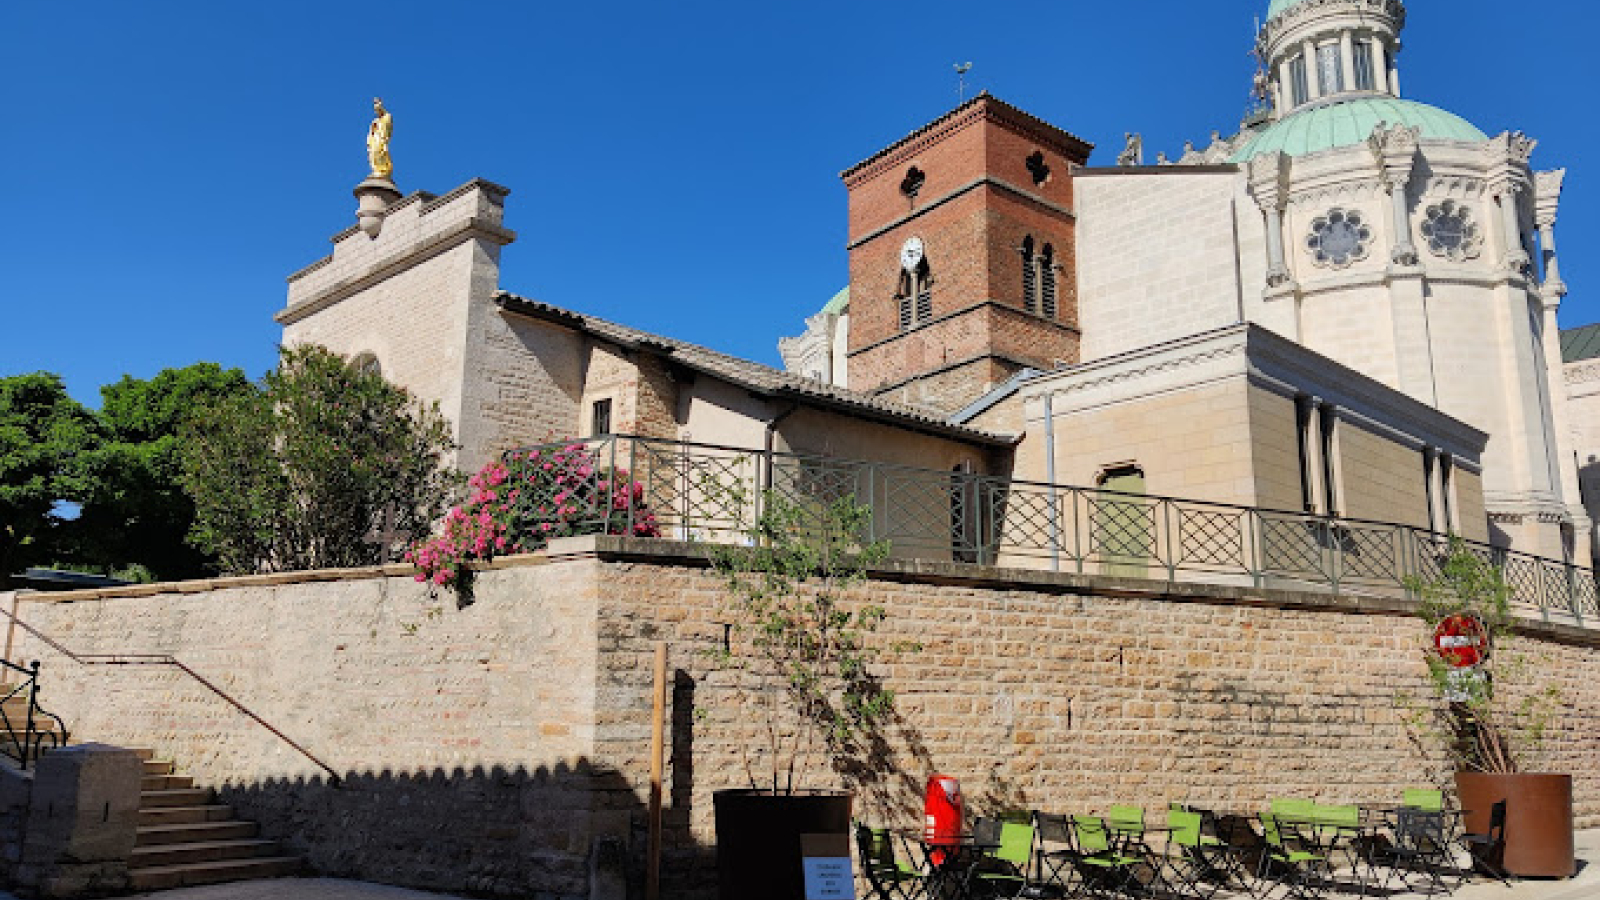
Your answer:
1455;771;1574;878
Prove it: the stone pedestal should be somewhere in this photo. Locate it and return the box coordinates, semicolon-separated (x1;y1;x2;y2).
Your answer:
13;743;143;898
354;175;402;238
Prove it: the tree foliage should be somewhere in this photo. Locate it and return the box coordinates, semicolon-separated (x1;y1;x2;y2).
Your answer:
180;344;458;574
64;363;251;581
0;373;98;587
709;492;907;795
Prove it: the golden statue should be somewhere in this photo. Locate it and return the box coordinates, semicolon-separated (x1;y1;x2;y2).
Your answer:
367;97;394;180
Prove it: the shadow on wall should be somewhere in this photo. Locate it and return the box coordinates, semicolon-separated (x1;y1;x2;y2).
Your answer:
215;756;714;900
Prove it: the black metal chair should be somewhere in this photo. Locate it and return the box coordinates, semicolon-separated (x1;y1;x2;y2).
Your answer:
855;822;926;900
1381;807;1454;895
1459;800;1511;887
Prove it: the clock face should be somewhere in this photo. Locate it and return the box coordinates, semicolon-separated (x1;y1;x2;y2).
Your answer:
900;237;925;272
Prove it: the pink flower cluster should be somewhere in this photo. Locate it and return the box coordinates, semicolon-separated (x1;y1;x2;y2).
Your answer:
406;442;661;588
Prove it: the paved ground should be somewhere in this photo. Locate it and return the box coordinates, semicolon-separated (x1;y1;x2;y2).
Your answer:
0;829;1593;899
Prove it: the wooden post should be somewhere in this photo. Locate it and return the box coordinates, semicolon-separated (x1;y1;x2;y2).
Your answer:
647;641;667;900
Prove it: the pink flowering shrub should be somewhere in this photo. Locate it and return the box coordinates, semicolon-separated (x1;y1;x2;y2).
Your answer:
406;443;660;589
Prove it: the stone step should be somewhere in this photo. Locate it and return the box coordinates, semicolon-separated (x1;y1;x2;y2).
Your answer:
141;773;194;790
128;856;300;891
141;787;214;808
131;748;155;761
137;820;258;846
143;759;174;776
130;838;280;869
138;804;235;827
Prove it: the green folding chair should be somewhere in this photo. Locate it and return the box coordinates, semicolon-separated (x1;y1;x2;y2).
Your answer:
1402;788;1443;812
1258;813;1328;900
1159;808;1225;899
1071;815;1144;899
855;823;925;900
969;817;1036;899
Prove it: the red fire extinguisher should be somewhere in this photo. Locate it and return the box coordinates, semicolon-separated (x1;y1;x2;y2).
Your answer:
923;774;963;865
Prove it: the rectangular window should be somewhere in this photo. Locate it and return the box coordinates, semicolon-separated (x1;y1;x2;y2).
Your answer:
591;398;612;436
1022;258;1038;313
899;296;913;331
915;289;933;326
1353;41;1375;91
1424;450;1438;533
1320;408;1339;516
1289;56;1310;106
1317;44;1344;95
1440;454;1455;532
1296;397;1316;512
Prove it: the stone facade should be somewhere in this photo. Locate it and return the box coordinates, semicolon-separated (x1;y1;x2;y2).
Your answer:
12;540;1598;898
1018;325;1491;540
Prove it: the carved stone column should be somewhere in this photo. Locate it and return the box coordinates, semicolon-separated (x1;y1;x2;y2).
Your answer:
1303;40;1321;99
1339;30;1357;94
1484;132;1538;275
1248;152;1296;290
1367;123;1420;266
1535;169;1567;297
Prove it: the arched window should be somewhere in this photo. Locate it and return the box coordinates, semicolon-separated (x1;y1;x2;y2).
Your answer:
897;259;934;331
1040;244;1058;320
1020;236;1037;313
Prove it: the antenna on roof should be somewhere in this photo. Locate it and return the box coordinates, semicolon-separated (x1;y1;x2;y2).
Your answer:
954;62;973;102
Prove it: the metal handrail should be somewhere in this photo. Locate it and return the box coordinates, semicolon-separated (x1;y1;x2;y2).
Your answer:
507;435;1600;623
0;658;67;769
0;607;342;785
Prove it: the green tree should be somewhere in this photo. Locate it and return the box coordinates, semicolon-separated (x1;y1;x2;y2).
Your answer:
180;345;458;574
708;493;904;794
0;373;98;587
64;363;251;581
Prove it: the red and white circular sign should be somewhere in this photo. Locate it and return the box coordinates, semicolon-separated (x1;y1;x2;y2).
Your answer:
1433;614;1488;668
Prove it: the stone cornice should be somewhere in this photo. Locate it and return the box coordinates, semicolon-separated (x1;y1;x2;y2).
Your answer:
846;299;1080;358
275;216;516;326
840;94;1093;185
1259;0;1404;64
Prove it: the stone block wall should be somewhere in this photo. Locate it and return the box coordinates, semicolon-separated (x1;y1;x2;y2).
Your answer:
8;540;1598;899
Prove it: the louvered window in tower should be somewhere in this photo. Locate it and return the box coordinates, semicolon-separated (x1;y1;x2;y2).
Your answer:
1021;237;1037;313
1040;244;1057;320
915;288;932;325
899;296;914;331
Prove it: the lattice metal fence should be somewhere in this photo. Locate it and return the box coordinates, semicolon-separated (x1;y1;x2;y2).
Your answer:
509;436;1600;622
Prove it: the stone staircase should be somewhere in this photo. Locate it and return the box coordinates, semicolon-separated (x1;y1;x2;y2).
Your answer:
127;749;300;891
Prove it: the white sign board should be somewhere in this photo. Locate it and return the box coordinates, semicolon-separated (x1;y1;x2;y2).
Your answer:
800;833;854;900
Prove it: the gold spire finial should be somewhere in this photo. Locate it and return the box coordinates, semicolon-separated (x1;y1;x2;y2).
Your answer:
367;97;394;180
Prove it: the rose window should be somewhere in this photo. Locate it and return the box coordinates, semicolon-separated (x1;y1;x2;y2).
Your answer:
1419;200;1483;261
1306;209;1373;269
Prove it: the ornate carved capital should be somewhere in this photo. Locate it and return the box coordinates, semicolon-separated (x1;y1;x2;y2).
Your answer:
1368;123;1419;190
1534;168;1566;228
1485;130;1538;167
1247;151;1292;212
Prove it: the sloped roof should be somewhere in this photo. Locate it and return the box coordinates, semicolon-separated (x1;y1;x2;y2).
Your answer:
494;292;1016;446
1561;323;1600;364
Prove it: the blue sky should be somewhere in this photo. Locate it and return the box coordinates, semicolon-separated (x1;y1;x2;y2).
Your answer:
3;1;1595;406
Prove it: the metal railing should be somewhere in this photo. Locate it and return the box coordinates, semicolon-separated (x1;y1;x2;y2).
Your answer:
510;435;1600;624
0;605;342;785
0;659;67;769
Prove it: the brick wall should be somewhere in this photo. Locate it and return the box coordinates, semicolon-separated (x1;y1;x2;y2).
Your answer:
844;97;1085;402
12;540;1598;899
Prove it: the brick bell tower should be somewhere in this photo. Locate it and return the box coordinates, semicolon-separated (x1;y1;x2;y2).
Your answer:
840;94;1092;414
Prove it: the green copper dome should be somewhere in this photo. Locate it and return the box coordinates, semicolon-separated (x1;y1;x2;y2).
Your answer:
1230;97;1486;162
1266;0;1306;17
